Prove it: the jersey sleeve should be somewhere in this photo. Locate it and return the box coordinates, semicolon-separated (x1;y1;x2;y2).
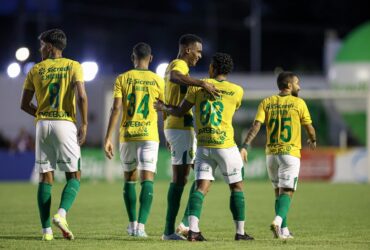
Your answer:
72;61;84;83
23;70;35;91
113;76;123;98
254;100;266;123
171;60;189;75
185;86;197;104
300;99;312;125
235;87;244;110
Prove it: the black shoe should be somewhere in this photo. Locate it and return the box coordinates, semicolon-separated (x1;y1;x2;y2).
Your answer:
235;233;254;241
187;230;207;241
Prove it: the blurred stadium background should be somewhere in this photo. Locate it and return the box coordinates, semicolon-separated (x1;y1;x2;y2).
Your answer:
0;0;369;184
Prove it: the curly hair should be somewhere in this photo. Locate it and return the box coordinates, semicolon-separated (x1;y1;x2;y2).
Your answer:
38;29;67;51
211;53;234;75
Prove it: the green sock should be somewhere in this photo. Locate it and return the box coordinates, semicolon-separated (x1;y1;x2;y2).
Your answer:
59;178;80;212
37;182;52;228
138;180;154;224
276;194;291;221
230;191;245;221
181;181;196;227
275;198;287;227
123;182;137;222
189;191;204;219
164;183;184;235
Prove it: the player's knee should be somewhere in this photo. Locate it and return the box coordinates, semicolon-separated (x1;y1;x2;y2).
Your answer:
280;187;294;196
229;181;243;192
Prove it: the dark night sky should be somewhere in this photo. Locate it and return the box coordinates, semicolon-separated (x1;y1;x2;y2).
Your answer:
1;0;369;74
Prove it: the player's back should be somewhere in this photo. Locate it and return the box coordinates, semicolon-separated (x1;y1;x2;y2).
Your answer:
186;78;243;148
256;94;312;157
24;58;83;123
115;69;164;142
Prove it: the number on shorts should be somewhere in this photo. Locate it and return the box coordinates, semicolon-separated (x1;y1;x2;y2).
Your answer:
268;117;292;143
199;100;224;126
49;82;60;109
127;93;150;118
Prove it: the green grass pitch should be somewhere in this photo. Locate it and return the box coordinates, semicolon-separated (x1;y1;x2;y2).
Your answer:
0;181;369;249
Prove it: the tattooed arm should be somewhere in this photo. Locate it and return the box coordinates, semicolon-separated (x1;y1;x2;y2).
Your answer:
240;120;262;163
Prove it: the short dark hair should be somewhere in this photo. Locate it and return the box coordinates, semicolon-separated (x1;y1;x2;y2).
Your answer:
133;42;152;59
277;71;297;90
211;53;234;75
38;29;67;51
179;34;202;46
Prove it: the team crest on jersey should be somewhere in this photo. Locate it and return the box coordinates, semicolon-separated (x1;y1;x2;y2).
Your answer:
38;68;45;76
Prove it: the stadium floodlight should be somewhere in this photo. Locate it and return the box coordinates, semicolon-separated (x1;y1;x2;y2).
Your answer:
156;62;169;78
23;62;35;74
81;61;99;82
7;62;21;78
15;47;30;62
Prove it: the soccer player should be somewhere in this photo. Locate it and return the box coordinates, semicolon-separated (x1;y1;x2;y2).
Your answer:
20;29;88;241
155;53;254;241
104;42;164;238
240;71;316;239
161;34;219;240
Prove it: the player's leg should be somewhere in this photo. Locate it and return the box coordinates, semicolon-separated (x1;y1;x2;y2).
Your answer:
51;121;81;240
38;172;54;241
187;147;213;242
163;129;194;239
35;120;56;240
273;187;292;238
178;133;197;235
218;146;254;240
270;155;300;239
136;141;158;237
120;142;138;236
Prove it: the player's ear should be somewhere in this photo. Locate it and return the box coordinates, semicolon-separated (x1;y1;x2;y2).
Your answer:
149;55;153;63
131;54;135;63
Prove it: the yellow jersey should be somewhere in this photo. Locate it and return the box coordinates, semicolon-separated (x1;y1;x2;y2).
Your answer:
23;58;83;123
164;59;194;130
254;94;312;158
113;69;164;142
185;78;243;148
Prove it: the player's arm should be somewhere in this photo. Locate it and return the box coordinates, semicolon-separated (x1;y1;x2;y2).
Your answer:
240;120;262;163
20;89;37;117
75;81;88;146
170;70;219;98
154;98;193;117
304;124;316;150
104;98;122;159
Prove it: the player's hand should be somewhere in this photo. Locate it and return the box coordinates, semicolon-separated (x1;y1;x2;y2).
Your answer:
307;139;316;150
154;99;165;112
78;124;87;146
104;139;114;159
240;148;248;164
201;81;220;99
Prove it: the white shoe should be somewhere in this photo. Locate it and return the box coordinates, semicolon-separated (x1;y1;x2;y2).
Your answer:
161;233;186;240
126;225;136;236
135;229;148;238
281;229;294;239
176;222;189;237
270;222;282;239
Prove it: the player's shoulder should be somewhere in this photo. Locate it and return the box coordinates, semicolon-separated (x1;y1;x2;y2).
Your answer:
170;59;188;69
